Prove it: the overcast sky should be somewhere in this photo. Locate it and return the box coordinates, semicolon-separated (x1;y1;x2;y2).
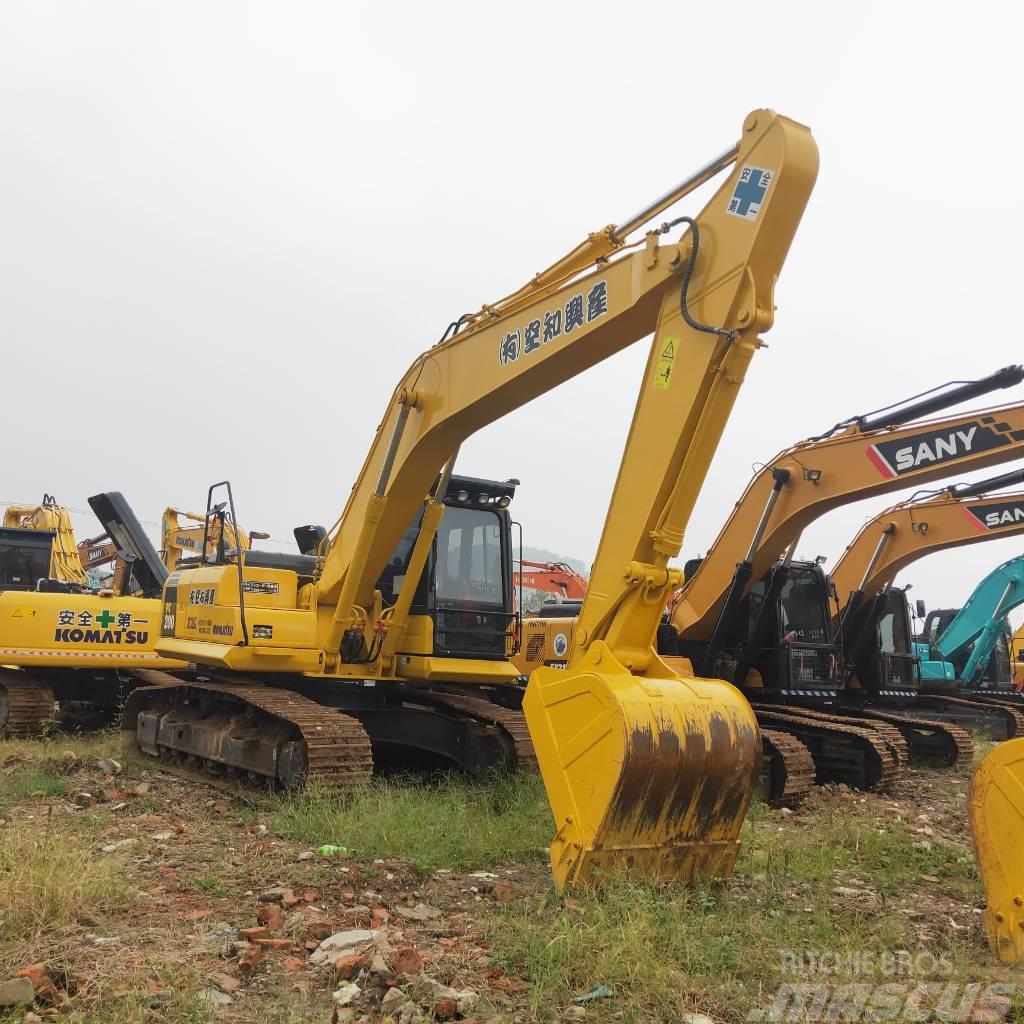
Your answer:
3;1;1022;623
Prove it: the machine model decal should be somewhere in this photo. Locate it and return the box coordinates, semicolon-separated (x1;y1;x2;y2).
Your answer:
498;280;608;366
726;166;773;221
866;417;1024;478
552;632;569;658
186;616;234;637
242;580;280;595
162;585;178;636
189;587;216;606
964;500;1024;531
653;338;677;391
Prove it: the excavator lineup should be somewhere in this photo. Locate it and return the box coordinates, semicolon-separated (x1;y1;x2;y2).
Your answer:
518;368;1024;799
119;108;820;890
0;492;181;732
0;495;263;733
830;476;1024;747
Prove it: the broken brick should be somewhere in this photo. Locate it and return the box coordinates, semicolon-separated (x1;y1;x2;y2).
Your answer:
239;945;265;973
334;954;366;981
393;946;423;975
257;904;284;932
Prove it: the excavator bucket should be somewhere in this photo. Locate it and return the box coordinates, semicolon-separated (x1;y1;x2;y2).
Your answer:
523;642;760;891
969;739;1024;962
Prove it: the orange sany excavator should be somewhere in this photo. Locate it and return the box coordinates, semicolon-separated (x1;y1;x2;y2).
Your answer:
514;560;588;602
123;109;818;890
826;467;1024;759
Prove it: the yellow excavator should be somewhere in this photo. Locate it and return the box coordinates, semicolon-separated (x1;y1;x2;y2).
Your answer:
3;496;87;589
0;493;187;732
122;108;818;890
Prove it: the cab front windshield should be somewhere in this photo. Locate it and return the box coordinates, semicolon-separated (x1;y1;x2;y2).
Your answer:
877;598;911;654
778;569;829;643
435;506;505;607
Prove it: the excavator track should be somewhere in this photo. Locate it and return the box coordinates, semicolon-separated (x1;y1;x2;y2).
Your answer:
408;688;537;769
854;707;974;766
765;705;910;772
122;679;373;789
0;670;57;735
759;728;815;806
751;705;901;791
917;693;1024;741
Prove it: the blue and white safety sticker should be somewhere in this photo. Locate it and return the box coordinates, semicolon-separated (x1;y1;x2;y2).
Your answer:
727;166;773;221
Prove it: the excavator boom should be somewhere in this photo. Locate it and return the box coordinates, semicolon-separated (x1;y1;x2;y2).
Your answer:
927;556;1024;684
831;471;1024;608
672;371;1024;642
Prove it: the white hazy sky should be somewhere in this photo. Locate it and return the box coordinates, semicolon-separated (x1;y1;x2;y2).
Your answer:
2;1;1022;622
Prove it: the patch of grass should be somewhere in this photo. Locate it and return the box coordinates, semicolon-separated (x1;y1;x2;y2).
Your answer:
485;794;1001;1024
194;872;229;897
0;765;67;814
1;727;122;766
0;818;130;939
269;771;553;873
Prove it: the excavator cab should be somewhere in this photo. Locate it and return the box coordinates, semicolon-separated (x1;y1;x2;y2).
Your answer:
376;475;520;662
842;587;920;694
746;561;839;690
0;527;57;592
670;558;841;692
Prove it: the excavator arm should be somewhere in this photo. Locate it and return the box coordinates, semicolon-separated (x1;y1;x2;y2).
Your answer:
928;556;1024;684
830;467;1024;612
160;507;258;571
157;109;819;890
671;369;1024;643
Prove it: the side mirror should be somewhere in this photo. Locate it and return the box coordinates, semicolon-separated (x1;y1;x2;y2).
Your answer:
915;599;926;619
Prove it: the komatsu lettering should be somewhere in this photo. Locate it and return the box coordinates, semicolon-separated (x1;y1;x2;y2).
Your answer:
54;628;149;644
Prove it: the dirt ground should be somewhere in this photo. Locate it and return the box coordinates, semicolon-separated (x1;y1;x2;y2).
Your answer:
0;734;1016;1024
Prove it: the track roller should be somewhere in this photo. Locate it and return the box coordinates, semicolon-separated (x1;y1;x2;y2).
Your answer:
122;680;373;789
0;669;56;735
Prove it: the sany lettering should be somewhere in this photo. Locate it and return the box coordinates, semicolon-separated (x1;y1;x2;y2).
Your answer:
893;426;978;472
